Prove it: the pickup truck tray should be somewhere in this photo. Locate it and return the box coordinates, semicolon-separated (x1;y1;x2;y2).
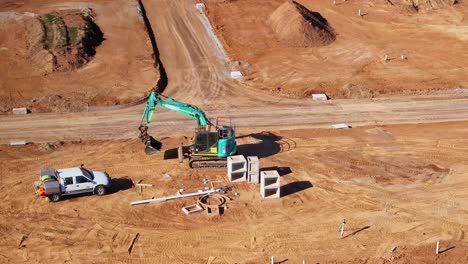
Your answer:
43;180;60;195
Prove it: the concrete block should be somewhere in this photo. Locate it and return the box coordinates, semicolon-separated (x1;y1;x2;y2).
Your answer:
182;204;204;215
195;3;205;11
230;71;243;79
262;187;281;199
260;170;281;199
312;94;328;101
247;156;260;184
10;141;27;146
12;107;28;115
331;123;350;129
261;170;280;188
227;155;247;182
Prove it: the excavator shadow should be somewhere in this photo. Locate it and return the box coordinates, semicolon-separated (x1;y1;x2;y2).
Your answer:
236;131;296;159
164;146;190;160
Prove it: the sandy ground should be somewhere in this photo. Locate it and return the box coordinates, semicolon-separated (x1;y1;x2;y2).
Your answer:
1;0;468;263
202;0;468;98
0;122;467;263
0;0;158;112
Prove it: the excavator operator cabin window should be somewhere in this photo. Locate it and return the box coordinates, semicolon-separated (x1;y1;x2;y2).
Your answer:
208;132;218;147
195;133;208;151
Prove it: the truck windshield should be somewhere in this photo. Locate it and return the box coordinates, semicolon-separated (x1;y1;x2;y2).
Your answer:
81;168;94;180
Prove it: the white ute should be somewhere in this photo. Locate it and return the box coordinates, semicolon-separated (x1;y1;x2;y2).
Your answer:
34;166;111;202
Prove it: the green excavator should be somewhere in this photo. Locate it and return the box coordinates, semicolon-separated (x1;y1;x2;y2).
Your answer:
138;91;238;168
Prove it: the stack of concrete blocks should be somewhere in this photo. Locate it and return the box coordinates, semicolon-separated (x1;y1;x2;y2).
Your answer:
260;170;281;199
247;156;260;184
227;155;247;182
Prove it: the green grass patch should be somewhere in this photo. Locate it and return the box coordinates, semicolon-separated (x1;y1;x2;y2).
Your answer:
68;27;80;44
44;14;58;24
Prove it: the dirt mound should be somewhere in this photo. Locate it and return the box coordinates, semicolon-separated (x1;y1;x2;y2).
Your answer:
37;8;104;72
268;0;335;47
391;0;458;12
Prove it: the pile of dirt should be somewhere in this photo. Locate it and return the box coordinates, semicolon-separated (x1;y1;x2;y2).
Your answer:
37;8;104;72
268;0;335;48
391;0;458;12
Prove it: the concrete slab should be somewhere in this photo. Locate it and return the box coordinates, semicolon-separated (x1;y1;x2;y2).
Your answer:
182;204;204;215
9;141;27;146
331;123;350;129
230;71;243;79
312;94;328;101
12;107;28;115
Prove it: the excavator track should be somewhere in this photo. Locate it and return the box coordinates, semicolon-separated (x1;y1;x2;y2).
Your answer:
189;156;227;169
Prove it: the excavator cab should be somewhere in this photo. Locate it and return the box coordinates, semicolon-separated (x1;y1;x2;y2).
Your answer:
191;126;236;157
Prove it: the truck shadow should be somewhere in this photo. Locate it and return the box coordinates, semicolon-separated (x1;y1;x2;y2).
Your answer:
237;131;296;159
109;177;133;194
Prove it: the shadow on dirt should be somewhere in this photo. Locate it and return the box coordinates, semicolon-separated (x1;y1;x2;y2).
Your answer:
261;166;292;177
164;145;190;160
281;181;313;197
342;226;371;239
109;177;134;194
137;0;168;93
237;131;296;159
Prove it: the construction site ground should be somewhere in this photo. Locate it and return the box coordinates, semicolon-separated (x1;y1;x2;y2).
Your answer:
0;0;158;112
202;0;468;98
1;122;468;263
1;0;468;263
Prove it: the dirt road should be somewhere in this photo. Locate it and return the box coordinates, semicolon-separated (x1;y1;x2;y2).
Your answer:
1;0;468;144
1;93;468;144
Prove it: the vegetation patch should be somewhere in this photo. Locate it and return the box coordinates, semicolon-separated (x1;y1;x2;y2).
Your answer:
38;8;104;72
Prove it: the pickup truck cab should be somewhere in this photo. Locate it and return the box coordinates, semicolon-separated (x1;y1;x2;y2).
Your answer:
35;167;111;202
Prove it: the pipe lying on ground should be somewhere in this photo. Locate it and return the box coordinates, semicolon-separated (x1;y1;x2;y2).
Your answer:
131;189;216;206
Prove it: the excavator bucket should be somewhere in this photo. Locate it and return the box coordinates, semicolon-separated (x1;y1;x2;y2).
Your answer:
139;125;162;155
144;136;162;155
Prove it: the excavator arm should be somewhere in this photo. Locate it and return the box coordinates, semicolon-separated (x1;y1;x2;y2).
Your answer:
138;91;211;155
141;91;209;127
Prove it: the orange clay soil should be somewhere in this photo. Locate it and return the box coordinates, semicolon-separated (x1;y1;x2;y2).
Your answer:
202;0;468;98
0;122;467;263
0;0;158;113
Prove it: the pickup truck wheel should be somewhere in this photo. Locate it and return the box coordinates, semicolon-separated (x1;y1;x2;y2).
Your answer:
49;194;61;202
95;185;107;196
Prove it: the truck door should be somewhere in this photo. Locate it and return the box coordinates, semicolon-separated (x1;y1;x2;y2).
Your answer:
62;176;77;194
75;176;94;193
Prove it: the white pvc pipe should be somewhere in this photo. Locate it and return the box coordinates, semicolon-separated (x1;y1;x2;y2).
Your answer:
340;223;345;238
131;190;215;206
436;241;440;255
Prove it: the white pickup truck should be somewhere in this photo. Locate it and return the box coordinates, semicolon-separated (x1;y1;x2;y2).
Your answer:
35;167;111;202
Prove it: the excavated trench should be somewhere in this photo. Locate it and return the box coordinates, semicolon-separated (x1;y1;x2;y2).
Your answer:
88;0;168;111
137;0;168;94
